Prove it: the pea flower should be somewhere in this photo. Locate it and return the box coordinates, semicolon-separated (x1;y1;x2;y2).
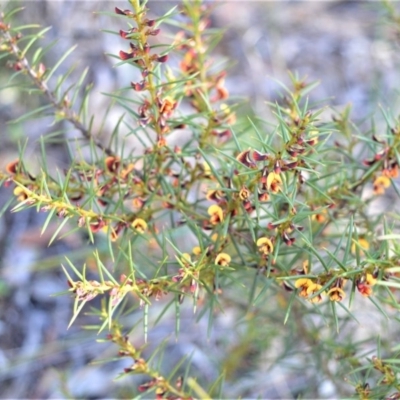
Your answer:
208;204;224;225
373;175;391;195
266;172;283;193
131;218;148;233
295;278;313;298
306;283;324;303
256;237;274;256
215;253;231;267
356;272;377;297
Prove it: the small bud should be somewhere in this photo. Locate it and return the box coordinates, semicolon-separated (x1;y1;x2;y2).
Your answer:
6;159;20;174
119;30;130;39
36;63;46;79
105;156;120;173
252;150;269;162
0;22;10;31
156;54;169;63
115;7;134;16
119;50;133;60
148;28;161;36
131;81;146;91
89;218;106;233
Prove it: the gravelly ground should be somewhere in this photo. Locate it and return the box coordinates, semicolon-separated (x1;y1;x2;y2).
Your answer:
1;1;400;398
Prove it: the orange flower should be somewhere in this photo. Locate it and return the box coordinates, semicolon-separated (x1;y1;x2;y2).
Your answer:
256;237;274;255
383;164;399;178
311;208;328;223
105;156;120;173
390;164;399;178
160;96;177;117
356;272;377;297
6;159;20;175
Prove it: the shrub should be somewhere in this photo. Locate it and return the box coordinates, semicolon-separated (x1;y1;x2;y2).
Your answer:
1;1;400;398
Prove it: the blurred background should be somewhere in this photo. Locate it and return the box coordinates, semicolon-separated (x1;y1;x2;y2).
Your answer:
1;1;400;398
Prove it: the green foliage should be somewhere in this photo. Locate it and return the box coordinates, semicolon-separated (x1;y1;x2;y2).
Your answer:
1;0;400;398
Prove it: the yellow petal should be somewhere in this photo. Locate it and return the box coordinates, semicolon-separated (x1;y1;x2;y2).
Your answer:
192;246;202;256
374;175;391;189
256;237;274;254
208;205;223;222
215;253;231;266
131;218;147;233
295;278;312;289
365;273;377;286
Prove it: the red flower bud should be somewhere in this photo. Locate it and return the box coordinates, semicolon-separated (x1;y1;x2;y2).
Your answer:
119;50;133;60
148;28;160;36
131;81;146;91
156;54;169;63
115;7;133;16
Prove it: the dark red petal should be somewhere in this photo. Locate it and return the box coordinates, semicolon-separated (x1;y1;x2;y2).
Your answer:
252;150;269;162
157;54;169;63
148;28;161;36
119;50;133;60
119;30;129;39
6;159;20;174
115;7;126;15
131;81;146;91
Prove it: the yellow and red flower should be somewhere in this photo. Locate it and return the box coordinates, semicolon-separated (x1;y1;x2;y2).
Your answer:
295;278;313;298
266;172;283;193
208;204;224;225
306;282;324;303
256;237;274;256
356;272;377;297
131;218;148;233
215;253;231;267
373;175;391;195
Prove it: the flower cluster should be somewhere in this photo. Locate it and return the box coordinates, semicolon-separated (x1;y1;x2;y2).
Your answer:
116;6;179;146
5;158;150;241
292;267;378;303
107;322;192;399
363;134;400;195
172;234;231;299
175;2;234;142
67;272;171;308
